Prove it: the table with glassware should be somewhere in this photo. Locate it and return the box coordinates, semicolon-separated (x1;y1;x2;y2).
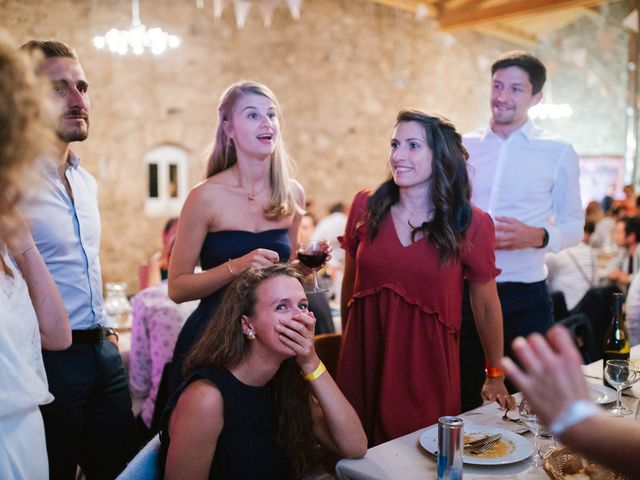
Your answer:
335;345;640;480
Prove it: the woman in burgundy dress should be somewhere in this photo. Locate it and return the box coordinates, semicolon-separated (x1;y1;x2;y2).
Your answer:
337;109;512;446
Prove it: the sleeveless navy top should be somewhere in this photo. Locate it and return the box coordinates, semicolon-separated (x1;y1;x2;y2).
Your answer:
159;367;293;480
168;229;291;391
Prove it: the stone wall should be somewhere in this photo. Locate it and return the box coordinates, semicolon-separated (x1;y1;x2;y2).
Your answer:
0;0;632;290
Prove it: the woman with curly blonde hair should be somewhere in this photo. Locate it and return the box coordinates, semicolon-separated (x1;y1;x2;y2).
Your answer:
166;81;305;391
0;33;71;479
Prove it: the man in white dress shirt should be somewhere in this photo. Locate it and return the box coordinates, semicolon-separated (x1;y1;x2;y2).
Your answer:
460;51;583;411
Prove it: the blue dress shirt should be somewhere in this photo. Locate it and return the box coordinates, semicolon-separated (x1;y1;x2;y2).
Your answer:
23;152;109;329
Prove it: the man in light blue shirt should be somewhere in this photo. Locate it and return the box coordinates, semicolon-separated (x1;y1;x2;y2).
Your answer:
460;51;583;412
22;40;136;480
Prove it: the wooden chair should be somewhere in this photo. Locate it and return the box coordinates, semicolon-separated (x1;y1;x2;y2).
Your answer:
313;333;342;378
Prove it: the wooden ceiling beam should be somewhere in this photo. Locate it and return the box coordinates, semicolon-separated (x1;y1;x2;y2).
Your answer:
473;24;540;46
365;0;424;14
438;0;608;31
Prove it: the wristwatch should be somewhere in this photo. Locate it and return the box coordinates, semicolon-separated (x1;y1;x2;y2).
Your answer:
104;327;119;342
539;228;549;248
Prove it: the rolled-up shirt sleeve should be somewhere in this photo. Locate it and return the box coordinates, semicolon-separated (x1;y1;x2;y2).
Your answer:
547;143;584;253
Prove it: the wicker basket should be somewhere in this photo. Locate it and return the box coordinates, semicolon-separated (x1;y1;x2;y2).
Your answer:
543;447;627;480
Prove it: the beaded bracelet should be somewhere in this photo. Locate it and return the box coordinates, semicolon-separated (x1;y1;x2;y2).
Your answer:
302;361;327;382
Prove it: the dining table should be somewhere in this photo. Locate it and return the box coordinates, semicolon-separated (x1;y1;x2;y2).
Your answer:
335;345;640;479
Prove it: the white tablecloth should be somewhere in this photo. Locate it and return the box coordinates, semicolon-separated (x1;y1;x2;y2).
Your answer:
336;345;640;480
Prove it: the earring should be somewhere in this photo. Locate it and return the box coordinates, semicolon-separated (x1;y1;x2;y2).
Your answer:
246;330;256;340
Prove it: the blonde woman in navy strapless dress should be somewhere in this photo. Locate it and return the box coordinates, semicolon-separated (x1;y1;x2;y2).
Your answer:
167;81;305;391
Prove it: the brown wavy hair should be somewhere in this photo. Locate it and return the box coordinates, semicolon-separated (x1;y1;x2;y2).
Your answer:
0;33;55;245
206;81;303;220
366;109;472;264
184;264;319;477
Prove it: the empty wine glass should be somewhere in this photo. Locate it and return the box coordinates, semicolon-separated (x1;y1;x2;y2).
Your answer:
604;359;640;417
297;240;330;293
519;399;543;467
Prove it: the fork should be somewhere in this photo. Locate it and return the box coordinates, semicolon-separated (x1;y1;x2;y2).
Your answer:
469;437;499;455
502;409;522;424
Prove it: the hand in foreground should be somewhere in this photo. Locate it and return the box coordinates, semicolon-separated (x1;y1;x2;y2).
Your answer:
275;310;319;373
494;217;546;250
481;377;515;410
500;325;590;427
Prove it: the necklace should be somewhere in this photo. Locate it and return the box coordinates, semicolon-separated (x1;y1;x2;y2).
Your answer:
247;189;262;201
238;178;266;201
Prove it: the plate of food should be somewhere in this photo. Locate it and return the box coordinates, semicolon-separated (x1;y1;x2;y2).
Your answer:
419;424;534;465
587;383;616;404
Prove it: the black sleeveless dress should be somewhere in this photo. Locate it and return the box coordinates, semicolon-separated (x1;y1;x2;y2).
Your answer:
167;229;291;391
158;367;293;480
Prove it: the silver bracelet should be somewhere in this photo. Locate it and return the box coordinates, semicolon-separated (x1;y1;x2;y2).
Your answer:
548;400;600;437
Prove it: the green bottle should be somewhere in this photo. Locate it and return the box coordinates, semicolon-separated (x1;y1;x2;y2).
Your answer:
603;292;630;387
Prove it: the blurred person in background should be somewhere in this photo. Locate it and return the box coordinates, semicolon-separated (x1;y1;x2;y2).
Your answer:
0;34;71;479
129;216;198;441
297;212;316;244
139;217;179;290
606;215;640;291
591;204;627;250
545;221;598;311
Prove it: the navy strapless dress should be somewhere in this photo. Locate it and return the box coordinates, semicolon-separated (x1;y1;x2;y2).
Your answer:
168;229;291;391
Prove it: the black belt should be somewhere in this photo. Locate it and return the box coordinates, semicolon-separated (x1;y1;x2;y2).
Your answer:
72;327;106;344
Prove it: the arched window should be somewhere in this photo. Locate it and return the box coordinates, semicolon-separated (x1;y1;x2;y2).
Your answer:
144;145;189;216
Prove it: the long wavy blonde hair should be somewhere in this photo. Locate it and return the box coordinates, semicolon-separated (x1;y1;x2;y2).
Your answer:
206;81;301;220
0;33;55;244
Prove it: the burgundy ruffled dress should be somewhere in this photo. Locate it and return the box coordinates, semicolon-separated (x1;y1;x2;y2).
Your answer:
337;190;499;446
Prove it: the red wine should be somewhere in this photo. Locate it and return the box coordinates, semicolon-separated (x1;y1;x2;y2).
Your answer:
298;251;327;269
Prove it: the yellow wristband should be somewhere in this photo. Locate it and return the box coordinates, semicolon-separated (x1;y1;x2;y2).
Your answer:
302;361;327;382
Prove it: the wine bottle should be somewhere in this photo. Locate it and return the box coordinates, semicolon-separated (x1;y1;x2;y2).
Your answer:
603;291;630;387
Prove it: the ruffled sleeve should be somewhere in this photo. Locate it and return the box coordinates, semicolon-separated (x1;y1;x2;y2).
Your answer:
338;190;370;258
462;206;501;282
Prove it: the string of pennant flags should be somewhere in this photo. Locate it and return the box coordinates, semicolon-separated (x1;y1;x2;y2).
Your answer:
198;0;304;29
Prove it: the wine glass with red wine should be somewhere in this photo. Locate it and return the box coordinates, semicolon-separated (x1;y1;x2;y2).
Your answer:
297;240;330;293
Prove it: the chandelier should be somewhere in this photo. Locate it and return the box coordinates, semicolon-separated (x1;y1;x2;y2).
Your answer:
528;83;573;120
93;0;181;56
528;103;573;120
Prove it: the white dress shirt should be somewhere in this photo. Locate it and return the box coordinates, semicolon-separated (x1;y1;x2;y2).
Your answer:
464;120;583;283
545;242;597;310
23;153;109;329
624;273;640;346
